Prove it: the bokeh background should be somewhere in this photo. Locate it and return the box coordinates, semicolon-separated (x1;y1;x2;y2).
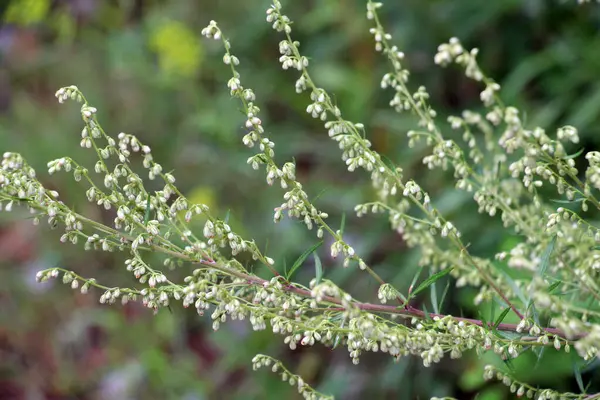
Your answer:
1;0;600;399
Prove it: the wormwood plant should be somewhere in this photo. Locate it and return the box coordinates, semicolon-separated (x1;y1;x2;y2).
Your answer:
2;1;600;399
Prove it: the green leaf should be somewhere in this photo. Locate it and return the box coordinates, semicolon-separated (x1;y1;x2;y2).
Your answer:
494;160;502;181
340;212;346;235
143;194;151;225
286;241;323;280
332;314;346;350
581;358;600;374
478;309;488;330
438;280;451;313
529;301;540;326
408;267;423;297
430;271;439;314
503;357;515;373
547;280;561;293
495;331;524;341
379;154;397;172
527;235;557;318
499;270;527;306
494;308;511;330
563;147;585;160
411;267;453;298
422;304;431;321
533;346;545;371
224;209;231;224
314;253;323;285
539;235;556;277
332;333;341;349
491;296;509;312
312;188;329;203
573;359;585;394
550;197;585;204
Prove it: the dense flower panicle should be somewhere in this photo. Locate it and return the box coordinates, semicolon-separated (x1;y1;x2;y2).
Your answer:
2;1;600;399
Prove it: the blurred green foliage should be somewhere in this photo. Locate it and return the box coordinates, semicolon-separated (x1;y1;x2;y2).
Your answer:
1;0;600;399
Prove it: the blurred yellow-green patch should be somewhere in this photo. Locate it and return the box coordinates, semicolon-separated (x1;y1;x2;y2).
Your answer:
5;0;50;25
148;20;203;79
186;185;217;213
51;11;76;44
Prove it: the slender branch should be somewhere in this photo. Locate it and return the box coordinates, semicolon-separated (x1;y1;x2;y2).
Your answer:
14;193;580;341
195;257;579;340
451;236;524;320
148;238;579;340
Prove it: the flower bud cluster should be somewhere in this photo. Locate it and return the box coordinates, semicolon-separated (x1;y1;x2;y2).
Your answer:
483;365;584;399
586;151;600;191
252;354;333;400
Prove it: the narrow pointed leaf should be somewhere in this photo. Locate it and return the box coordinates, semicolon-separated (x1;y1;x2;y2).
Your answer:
408;267;423;298
314;253;323;285
494;308;511;330
430;273;439;314
538;235;557;277
340;212;346;235
573;360;585;393
143;194;151;225
412;267;454;298
422;304;431;321
548;280;561;293
495;331;524;341
286;241;323;280
312;188;328;202
581;358;600;374
499;270;527;306
478;310;488;330
495;160;502;181
438;280;451;313
332;334;341;349
550;198;585;204
533;346;545;371
503;357;515;373
380;154;397;171
563;147;585;160
528;302;540;326
333;315;346;349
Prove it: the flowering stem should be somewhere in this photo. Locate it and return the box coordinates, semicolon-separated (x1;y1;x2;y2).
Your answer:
129;232;573;340
194;256;573;339
32;198;556;340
